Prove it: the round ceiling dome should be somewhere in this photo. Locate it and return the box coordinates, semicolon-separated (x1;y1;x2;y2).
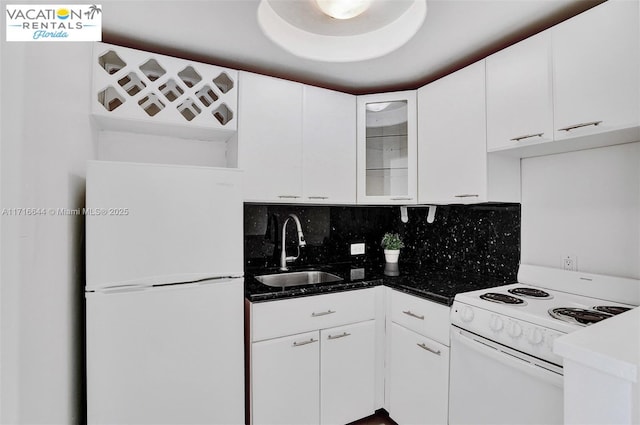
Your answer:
257;0;428;62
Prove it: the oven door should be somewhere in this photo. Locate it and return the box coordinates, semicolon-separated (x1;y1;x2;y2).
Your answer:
449;326;564;425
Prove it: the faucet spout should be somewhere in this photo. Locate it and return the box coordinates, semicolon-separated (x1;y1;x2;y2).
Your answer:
280;214;306;271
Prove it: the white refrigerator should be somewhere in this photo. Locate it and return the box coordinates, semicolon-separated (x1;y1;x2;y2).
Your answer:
85;160;244;425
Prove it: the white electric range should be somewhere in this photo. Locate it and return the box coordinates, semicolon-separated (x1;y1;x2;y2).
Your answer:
448;264;639;425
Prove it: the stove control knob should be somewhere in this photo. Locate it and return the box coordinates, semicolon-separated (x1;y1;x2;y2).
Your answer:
527;328;544;345
507;321;522;338
460;306;475;323
489;315;504;332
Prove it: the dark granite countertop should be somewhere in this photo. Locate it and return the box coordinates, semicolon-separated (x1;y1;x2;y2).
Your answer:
245;262;515;306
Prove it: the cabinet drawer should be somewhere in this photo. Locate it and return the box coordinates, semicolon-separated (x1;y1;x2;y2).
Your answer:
389;289;450;346
251;288;376;342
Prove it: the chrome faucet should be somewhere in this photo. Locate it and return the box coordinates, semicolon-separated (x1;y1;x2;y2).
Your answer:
280;214;306;271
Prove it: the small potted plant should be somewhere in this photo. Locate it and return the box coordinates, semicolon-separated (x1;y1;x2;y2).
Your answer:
381;232;405;263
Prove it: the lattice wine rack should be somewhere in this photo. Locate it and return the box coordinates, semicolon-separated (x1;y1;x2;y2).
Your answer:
92;43;238;141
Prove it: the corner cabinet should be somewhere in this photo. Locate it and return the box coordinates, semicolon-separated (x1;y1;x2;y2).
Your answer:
418;61;520;204
357;91;417;205
238;72;356;203
386;289;450;425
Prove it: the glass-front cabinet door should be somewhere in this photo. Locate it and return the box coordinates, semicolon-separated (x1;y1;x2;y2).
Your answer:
357;91;417;204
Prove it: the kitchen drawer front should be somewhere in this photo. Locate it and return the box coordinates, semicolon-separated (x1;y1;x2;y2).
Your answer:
389;289;450;346
251;288;376;342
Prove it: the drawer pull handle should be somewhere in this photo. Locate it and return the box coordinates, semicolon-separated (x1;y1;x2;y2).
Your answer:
417;342;441;356
454;194;479;198
391;197;413;201
327;332;351;340
510;133;544;142
558;120;602;132
402;310;424;320
278;195;301;199
311;310;336;317
293;338;317;347
307;196;328;200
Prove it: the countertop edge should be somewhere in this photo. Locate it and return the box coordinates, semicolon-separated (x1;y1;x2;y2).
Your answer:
554;307;639;383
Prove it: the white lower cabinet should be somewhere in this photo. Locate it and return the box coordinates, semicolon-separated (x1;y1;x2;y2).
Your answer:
388;323;450;425
252;331;320;425
248;289;378;425
251;321;376;425
320;321;376;425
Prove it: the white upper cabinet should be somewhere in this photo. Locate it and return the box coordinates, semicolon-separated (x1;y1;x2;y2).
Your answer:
552;0;639;140
303;86;357;204
238;71;303;202
486;32;554;151
357;91;418;205
485;0;639;158
238;73;356;203
418;61;520;204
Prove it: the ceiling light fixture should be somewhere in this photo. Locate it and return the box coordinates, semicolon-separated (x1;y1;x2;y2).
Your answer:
315;0;372;20
366;102;391;112
257;0;427;63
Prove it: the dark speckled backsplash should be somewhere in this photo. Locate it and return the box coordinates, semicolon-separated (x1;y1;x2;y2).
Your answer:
397;204;521;281
244;203;520;281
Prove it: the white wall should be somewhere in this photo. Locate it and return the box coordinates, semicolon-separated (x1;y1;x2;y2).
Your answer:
1;41;97;423
521;142;640;279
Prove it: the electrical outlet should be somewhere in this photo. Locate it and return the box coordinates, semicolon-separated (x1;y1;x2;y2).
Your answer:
350;243;365;255
562;255;577;271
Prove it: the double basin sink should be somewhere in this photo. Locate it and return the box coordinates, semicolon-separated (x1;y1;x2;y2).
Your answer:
255;270;343;288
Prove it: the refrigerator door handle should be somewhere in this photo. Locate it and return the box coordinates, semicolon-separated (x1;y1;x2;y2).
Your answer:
99;284;151;294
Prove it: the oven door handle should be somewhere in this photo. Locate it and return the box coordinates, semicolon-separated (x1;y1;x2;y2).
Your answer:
451;328;563;388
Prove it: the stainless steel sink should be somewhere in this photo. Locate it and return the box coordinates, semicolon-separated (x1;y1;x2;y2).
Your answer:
255;271;343;288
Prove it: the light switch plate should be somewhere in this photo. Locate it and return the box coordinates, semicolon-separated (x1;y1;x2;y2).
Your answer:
350;243;365;255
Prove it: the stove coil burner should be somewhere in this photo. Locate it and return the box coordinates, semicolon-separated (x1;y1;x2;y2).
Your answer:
479;293;527;306
548;307;612;326
508;287;552;299
592;305;632;316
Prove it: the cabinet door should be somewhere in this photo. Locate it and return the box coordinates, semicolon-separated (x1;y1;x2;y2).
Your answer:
238;72;303;202
251;331;320;425
486;31;554;151
388;323;449;425
320;321;376;425
303;86;356;204
357;91;417;205
552;0;639;139
418;61;488;204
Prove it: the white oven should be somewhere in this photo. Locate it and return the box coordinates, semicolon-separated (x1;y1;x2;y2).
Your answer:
449;327;563;425
448;265;638;425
